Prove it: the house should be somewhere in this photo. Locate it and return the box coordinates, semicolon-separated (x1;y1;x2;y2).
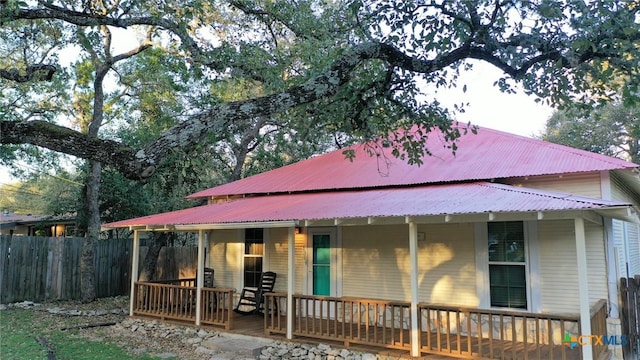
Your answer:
103;125;640;359
0;211;77;237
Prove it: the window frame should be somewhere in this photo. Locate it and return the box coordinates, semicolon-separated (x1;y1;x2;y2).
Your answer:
488;221;528;309
242;228;264;288
475;221;540;312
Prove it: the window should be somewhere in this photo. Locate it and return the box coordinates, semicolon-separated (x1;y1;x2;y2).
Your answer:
488;221;527;309
244;228;264;288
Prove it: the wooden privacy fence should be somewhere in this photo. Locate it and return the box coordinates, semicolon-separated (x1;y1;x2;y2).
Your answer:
0;235;198;303
621;276;640;360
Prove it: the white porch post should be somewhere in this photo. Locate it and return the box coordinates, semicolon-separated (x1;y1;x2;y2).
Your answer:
129;230;140;316
575;217;593;359
408;221;420;357
287;226;295;339
195;229;205;325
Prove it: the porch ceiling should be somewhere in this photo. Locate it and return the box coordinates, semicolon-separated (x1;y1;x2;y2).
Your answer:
101;182;637;231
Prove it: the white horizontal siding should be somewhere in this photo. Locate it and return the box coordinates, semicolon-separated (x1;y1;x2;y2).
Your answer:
585;222;608;305
610;172;640;206
538;220;608;315
342;225;409;301
341;223;477;306
418;223;477;306
207;229;242;290
505;172;602;198
265;228;288;293
538;220;579;314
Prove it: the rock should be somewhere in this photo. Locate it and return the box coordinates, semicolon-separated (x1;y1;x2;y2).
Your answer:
184;337;202;345
132;348;147;355
194;346;217;355
361;354;377;360
154;352;177;359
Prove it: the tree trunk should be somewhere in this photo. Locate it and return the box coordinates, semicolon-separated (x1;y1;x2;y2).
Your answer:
80;160;101;302
138;232;168;281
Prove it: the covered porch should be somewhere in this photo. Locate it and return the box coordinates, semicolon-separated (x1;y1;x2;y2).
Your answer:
127;282;607;359
103;183;637;359
123;216;616;360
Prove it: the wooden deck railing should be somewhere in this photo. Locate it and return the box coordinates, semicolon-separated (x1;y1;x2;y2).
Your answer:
147;278;196;287
200;287;234;330
133;281;197;321
418;303;583;359
264;293;411;350
264;292;287;334
264;295;608;359
132;282;233;329
589;299;608;360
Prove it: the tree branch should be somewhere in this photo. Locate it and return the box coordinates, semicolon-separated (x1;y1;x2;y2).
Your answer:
0;64;57;82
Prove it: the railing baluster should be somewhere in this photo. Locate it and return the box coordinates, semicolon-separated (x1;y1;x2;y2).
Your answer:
560;319;566;360
511;314;517;359
488;313;494;358
465;311;471;354
455;310;461;354
436;309;442;352
476;312;482;357
523;315;529;360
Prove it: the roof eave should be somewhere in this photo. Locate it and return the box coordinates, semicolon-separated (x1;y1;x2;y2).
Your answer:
101;220;298;232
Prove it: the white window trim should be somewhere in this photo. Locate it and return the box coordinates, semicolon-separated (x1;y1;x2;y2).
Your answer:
475;221;540;312
239;228;267;289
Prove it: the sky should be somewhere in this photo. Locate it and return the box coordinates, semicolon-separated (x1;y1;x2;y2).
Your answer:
432;62;554;137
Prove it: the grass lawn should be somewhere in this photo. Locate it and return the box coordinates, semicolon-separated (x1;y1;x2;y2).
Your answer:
0;308;156;360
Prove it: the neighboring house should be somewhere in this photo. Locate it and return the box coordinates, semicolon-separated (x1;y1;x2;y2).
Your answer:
103;125;640;360
0;211;77;237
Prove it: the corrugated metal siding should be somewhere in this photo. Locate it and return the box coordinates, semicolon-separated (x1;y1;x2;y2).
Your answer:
538;220;579;314
189;127;636;199
505;172;602;198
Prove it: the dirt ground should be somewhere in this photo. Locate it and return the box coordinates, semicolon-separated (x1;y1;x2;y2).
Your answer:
9;296;212;360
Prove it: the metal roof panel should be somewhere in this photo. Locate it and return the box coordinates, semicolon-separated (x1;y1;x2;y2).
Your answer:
189;126;637;199
105;183;631;228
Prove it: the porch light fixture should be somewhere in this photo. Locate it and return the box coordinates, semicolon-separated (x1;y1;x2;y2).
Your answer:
295;226;302;234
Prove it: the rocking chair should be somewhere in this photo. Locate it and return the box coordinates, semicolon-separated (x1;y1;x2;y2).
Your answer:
233;271;276;315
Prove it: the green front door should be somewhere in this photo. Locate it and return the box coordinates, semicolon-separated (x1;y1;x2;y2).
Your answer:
312;234;331;296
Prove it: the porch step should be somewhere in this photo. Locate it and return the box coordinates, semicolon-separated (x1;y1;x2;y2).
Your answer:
199;333;274;359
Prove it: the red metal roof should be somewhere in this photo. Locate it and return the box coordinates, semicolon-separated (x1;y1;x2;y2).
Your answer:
188;126;637;199
104;182;631;228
